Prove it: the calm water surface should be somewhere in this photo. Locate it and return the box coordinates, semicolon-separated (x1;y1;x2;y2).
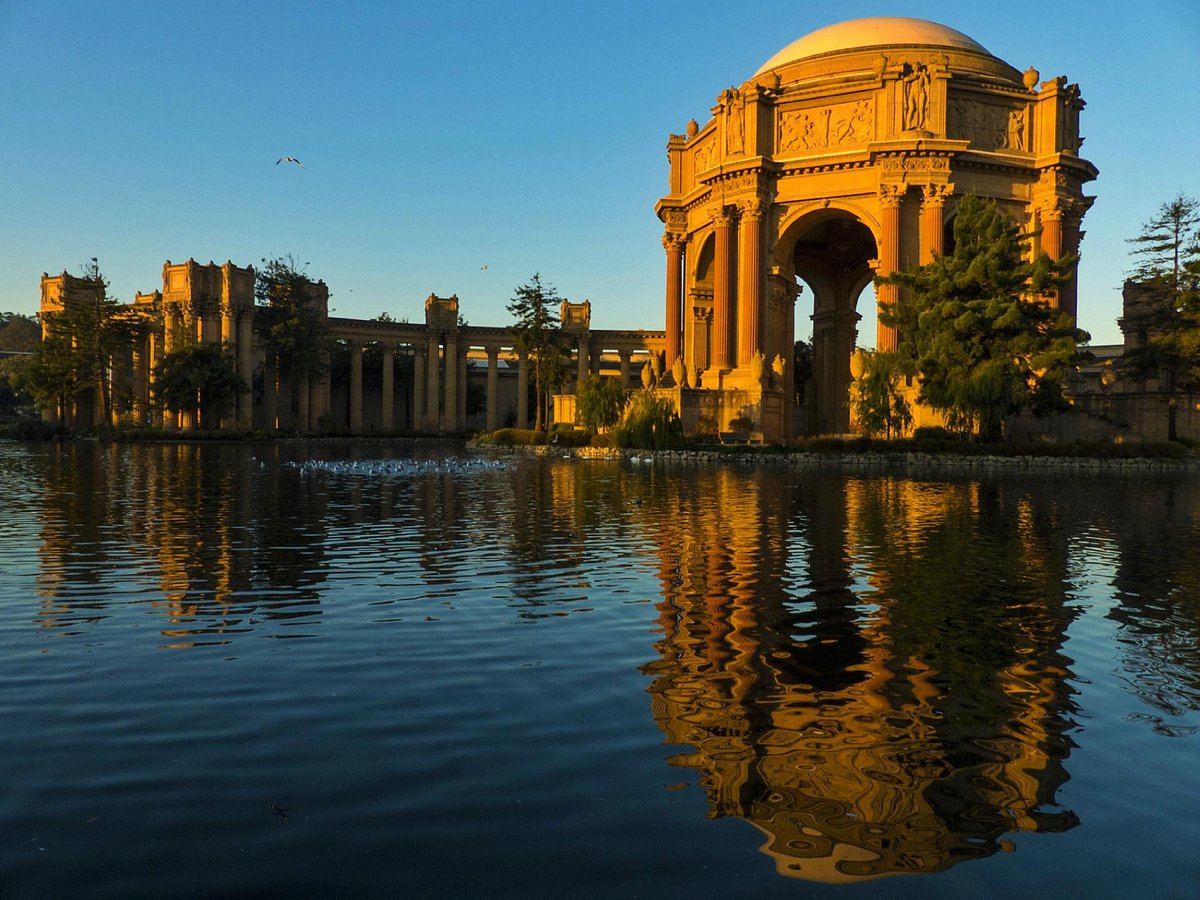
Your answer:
1;441;1198;898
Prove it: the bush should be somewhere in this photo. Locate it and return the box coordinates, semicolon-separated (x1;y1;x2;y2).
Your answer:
550;427;591;448
480;428;548;446
1;418;65;440
612;392;682;450
727;415;754;432
589;432;613;448
912;425;965;441
693;414;719;438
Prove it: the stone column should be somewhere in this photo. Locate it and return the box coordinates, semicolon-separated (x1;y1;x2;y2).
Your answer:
349;343;363;433
486;347;499;432
381;347;394;432
619;349;631;386
426;335;440;430
221;306;235;348
920;183;952;265
457;351;467;431
237;315;253;426
413;344;426;430
1060;209;1082;324
576;337;589;386
263;357;278;431
876;185;905;353
663;232;685;370
444;336;458;432
132;341;149;425
711;205;735;369
517;352;529;429
298;376;311;432
737;197;766;367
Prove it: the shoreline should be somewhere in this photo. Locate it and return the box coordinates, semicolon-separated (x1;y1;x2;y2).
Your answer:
470;441;1200;474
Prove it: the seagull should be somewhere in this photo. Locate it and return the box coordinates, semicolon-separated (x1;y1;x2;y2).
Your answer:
276;156;304;169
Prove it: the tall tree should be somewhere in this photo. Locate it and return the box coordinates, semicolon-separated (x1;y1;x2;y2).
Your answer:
877;195;1089;441
507;273;567;431
575;373;629;431
153;342;245;428
25;259;152;424
847;350;913;439
0;312;40;417
256;255;332;381
1121;193;1200;392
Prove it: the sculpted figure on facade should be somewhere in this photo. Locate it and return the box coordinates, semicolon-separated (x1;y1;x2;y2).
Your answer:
902;64;931;131
723;87;746;155
1005;108;1026;151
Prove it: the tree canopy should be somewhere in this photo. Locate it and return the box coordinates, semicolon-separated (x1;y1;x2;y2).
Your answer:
507;273;567;431
877;194;1089;440
256;255;331;380
1121;193;1200;390
153;342;245;428
575;374;628;431
25;259;153;423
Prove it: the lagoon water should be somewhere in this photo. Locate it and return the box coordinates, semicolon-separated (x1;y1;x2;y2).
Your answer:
1;440;1198;898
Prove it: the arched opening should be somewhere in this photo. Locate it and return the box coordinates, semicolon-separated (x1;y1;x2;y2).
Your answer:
785;213;878;435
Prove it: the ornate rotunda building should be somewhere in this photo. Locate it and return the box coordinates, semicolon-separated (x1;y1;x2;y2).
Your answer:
655;17;1097;438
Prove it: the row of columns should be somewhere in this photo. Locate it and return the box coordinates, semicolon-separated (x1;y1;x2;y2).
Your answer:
339;339;652;435
664;195;769;375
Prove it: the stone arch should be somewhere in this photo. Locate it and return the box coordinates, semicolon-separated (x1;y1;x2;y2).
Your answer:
775;206;880;435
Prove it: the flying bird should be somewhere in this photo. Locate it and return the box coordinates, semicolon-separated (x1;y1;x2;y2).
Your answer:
480;264;488;270
276;156;304;169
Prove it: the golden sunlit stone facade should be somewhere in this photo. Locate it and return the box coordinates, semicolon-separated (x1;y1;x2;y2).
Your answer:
655;17;1097;439
39;262;665;434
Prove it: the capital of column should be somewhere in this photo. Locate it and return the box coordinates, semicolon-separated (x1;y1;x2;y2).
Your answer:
920;183;954;207
878;184;906;208
709;204;735;229
736;194;771;220
662;231;687;254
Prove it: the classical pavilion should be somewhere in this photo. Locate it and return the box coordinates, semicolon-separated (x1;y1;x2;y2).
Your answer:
654;16;1097;439
39;17;1121;440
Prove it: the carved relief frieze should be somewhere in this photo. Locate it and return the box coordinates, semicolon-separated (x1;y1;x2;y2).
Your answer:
694;136;717;173
949;98;1027;152
778;98;873;152
664;210;688;231
878;155;951;180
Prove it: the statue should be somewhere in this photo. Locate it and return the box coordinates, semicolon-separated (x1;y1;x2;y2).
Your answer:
903;64;931;132
641;361;654;389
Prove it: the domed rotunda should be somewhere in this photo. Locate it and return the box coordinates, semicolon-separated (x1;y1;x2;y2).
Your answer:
654;17;1097;438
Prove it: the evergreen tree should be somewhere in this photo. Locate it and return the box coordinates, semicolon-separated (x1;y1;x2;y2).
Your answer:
153;342;245;428
1122;193;1200;390
877;195;1089;441
847;350;913;439
507;273;567;431
26;259;152;423
256;255;331;381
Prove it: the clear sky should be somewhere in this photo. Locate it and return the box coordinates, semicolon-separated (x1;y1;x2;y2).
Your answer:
2;1;1197;345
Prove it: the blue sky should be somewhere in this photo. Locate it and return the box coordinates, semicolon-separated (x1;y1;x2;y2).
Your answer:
2;1;1197;345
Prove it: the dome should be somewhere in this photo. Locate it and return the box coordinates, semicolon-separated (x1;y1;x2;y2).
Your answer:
754;17;992;76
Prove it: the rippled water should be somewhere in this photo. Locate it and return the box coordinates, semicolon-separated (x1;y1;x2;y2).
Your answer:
1;440;1198;898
